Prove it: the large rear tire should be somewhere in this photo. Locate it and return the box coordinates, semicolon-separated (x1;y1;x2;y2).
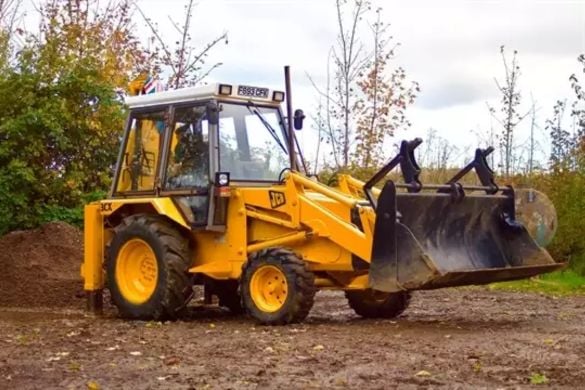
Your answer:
346;289;410;319
106;215;193;320
241;248;316;325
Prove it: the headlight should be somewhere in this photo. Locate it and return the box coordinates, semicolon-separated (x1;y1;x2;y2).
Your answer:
216;172;230;186
272;91;285;102
219;84;233;95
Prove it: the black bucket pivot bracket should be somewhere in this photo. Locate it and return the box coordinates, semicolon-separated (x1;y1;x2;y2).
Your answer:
399;138;423;193
364;138;424;208
445;146;498;194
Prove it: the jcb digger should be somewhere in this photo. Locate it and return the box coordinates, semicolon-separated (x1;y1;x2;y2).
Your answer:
82;68;563;324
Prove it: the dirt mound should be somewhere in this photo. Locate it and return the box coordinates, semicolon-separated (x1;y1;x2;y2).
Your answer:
0;222;84;308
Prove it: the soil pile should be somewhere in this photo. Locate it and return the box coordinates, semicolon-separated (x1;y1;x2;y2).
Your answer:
0;222;84;308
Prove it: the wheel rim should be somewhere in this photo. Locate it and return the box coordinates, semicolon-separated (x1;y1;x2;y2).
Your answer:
250;265;288;313
115;238;158;304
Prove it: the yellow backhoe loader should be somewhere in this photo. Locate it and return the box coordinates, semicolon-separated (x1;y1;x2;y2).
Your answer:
81;68;563;324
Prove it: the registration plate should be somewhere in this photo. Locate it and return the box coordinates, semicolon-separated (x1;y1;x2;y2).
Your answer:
237;85;269;98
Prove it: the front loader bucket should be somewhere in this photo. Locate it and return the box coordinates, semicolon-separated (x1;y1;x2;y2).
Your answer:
369;182;563;292
366;139;563;293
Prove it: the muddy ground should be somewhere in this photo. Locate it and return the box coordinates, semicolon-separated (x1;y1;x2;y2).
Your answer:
1;288;585;389
1;223;584;389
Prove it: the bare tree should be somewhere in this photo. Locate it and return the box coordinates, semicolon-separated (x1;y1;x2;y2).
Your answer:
0;0;23;66
569;54;585;140
0;0;20;32
308;1;417;170
353;8;419;169
524;95;548;174
333;0;370;167
308;48;340;169
308;0;370;168
419;128;459;170
547;100;572;169
137;0;228;88
311;97;326;174
490;46;528;177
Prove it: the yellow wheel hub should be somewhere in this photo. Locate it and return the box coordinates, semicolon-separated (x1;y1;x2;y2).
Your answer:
250;265;288;313
115;238;158;304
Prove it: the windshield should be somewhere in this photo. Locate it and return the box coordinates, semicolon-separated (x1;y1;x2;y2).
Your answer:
218;103;289;181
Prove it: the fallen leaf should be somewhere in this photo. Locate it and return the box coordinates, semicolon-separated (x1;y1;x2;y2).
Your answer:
164;356;180;366
472;361;481;373
313;345;325;351
530;372;549;385
264;346;274;353
87;380;100;390
415;370;432;377
129;351;142;356
69;361;81;372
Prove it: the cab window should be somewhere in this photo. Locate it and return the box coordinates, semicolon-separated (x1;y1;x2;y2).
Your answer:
165;105;209;190
116;109;166;192
218;103;289;181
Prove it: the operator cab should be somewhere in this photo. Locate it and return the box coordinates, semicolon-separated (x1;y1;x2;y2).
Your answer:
112;83;293;230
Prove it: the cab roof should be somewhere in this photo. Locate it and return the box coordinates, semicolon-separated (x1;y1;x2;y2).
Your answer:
125;83;284;109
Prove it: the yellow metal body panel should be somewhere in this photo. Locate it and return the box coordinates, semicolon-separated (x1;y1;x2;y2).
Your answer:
100;197;189;228
84;172;378;291
335;174;380;199
82;204;105;291
189;191;247;278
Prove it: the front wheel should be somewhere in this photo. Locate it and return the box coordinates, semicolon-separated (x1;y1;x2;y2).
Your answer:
346;289;411;319
241;248;316;325
106;215;193;320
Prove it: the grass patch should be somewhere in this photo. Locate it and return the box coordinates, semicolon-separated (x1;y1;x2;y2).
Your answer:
489;270;585;295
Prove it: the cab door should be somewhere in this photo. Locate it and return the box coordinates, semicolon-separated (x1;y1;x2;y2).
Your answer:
161;103;211;227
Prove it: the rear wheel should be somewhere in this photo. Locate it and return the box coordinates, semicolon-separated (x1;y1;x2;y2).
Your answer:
107;215;193;320
241;248;316;325
346;289;411;319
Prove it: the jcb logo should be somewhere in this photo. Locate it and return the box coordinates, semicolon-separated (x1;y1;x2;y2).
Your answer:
100;202;113;212
269;191;286;209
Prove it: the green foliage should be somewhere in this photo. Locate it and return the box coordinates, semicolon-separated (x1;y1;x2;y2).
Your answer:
535;171;585;274
40;205;83;227
0;0;145;235
0;46;125;234
490;270;585;295
38;191;106;228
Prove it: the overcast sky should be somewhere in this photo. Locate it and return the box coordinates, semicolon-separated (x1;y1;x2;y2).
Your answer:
24;0;585;167
134;0;585;167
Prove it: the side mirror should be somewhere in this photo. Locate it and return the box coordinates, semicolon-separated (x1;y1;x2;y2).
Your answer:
293;109;305;130
207;102;219;125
